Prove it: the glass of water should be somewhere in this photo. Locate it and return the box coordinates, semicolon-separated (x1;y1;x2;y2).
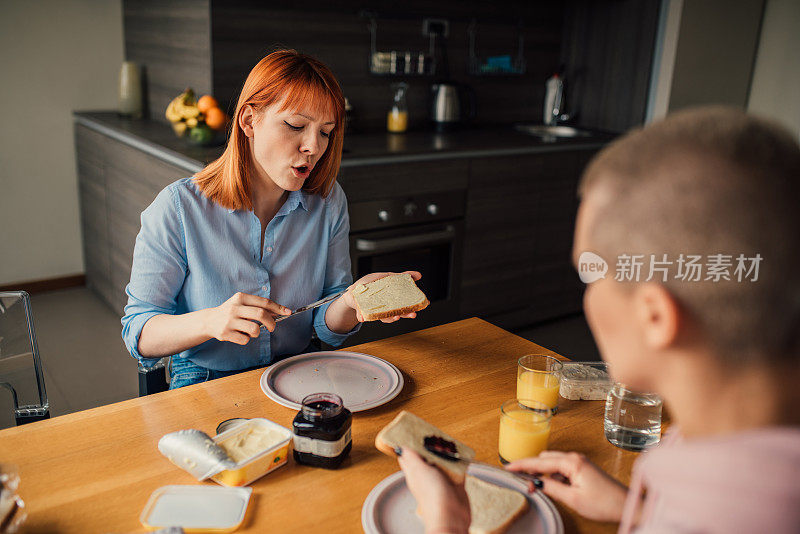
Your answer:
604;383;662;451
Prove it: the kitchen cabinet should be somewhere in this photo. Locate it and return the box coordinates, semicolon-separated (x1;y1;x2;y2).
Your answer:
75;124;190;314
461;149;598;330
337;159;468;202
75;127;113;311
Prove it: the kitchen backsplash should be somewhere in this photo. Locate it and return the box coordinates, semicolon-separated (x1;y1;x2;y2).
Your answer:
123;0;659;133
125;0;564;131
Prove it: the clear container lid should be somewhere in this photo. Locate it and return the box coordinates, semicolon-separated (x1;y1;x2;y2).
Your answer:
139;485;252;533
559;362;612;401
560;361;611;385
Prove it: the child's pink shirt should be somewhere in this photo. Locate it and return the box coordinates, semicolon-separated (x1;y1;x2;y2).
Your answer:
619;427;800;533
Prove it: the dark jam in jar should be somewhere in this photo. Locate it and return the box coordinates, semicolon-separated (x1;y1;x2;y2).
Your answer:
292;393;352;469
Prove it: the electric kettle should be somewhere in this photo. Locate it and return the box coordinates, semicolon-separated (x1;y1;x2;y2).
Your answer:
430;83;475;131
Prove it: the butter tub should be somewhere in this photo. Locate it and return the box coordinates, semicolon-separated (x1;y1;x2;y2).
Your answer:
211;418;292;486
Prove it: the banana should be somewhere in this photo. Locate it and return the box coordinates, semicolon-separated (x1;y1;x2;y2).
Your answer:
172;121;188;136
166;88;201;126
181;105;201;120
165;97;183;122
166;88;199;122
180;88;196;106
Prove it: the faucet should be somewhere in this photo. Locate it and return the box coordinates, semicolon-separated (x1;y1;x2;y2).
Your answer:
551;95;571;125
544;74;571;125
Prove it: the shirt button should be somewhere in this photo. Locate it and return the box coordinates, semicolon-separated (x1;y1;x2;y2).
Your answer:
266;247;273;253
262;286;268;291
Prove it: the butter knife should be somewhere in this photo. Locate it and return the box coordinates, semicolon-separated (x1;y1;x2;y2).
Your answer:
261;290;346;329
421;438;571;489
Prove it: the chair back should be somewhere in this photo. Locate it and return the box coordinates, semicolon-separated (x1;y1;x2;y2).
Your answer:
0;291;50;427
138;358;169;396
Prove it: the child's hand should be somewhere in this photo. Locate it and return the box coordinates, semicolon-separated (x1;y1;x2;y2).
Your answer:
397;449;471;534
343;271;422;323
505;451;629;522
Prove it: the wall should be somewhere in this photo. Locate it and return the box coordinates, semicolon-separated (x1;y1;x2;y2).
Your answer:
123;0;211;125
668;0;765;111
123;0;658;133
747;0;800;139
209;1;564;132
560;0;660;132
647;0;768;121
0;0;124;285
646;0;681;122
121;0;564;130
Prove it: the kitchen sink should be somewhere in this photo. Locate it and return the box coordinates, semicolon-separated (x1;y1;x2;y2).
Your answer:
514;124;593;138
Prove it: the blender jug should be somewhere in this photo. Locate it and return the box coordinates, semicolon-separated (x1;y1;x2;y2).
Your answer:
387;82;409;133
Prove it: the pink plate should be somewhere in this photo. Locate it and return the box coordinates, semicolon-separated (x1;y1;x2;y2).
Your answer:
260;351;404;412
362;464;563;534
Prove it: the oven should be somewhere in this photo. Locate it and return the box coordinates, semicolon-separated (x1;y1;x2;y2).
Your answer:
343;190;465;345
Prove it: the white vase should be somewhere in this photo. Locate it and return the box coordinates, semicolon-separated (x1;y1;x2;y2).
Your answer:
118;61;142;118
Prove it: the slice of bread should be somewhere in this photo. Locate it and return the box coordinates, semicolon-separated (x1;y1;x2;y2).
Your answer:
352;273;429;321
465;475;530;534
375;410;475;484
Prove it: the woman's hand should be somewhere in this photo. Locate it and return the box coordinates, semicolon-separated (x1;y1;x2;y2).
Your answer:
343;271;423;323
505;451;629;523
205;292;291;344
324;271;422;334
397;449;471;534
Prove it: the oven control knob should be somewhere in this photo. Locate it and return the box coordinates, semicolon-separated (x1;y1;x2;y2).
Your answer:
427;203;439;216
378;209;390;222
404;202;418;216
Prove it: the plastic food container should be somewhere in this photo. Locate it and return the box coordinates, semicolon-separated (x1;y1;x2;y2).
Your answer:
140;485;252;532
559;362;613;400
211;418;291;487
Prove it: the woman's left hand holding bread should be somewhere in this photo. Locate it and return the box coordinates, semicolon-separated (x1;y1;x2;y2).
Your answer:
324;270;422;333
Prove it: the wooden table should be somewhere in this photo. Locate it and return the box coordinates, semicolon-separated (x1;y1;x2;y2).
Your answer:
0;318;640;533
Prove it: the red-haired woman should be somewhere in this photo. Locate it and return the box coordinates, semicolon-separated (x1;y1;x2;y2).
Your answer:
121;50;420;388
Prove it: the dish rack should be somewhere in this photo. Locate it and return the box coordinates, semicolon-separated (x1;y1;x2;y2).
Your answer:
366;14;435;76
467;19;526;76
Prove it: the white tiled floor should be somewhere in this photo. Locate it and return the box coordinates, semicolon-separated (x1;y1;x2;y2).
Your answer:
1;287;600;429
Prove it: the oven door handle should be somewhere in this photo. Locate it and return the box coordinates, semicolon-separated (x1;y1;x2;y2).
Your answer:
355;225;455;253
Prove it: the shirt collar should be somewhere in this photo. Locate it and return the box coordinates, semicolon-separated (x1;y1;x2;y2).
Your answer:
227;189;310;215
277;189;309;216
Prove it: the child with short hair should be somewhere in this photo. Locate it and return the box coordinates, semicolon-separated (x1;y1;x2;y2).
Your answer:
398;106;800;533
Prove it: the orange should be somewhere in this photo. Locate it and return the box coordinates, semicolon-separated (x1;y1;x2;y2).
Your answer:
204;107;227;130
197;95;219;114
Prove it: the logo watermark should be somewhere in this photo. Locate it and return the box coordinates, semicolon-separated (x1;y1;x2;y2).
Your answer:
578;252;609;283
578;253;762;284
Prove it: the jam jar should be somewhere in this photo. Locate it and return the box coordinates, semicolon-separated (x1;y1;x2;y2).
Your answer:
292;393;352;469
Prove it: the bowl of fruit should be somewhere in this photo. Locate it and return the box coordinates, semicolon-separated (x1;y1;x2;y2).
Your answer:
165;88;229;146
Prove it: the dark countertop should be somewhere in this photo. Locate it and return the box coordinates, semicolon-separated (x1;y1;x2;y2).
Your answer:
73;111;615;173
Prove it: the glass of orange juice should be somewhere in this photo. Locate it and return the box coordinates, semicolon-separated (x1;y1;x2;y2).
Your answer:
517;354;563;413
498;399;553;464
